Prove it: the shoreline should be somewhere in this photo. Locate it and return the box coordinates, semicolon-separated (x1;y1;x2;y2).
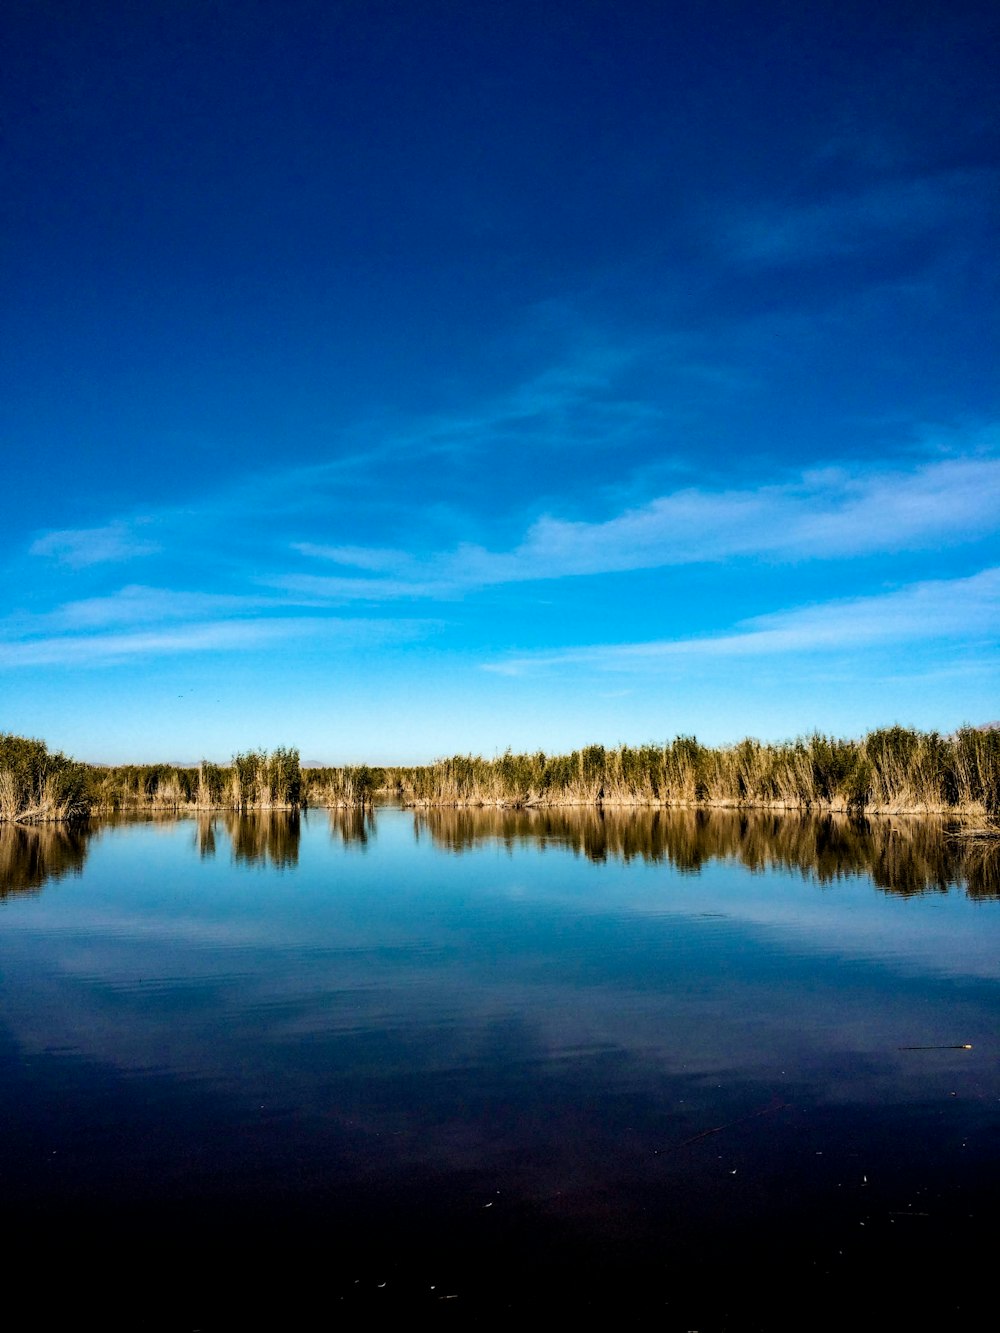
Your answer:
3;796;997;824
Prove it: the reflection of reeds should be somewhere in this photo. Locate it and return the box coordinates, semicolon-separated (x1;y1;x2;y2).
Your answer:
223;810;301;868
2;804;994;903
413;806;999;900
0;821;91;898
328;806;375;848
195;815;217;859
958;838;1000;899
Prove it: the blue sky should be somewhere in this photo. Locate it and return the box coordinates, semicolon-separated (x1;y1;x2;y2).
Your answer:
2;0;998;763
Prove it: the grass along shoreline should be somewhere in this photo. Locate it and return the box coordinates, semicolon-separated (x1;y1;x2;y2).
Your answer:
393;728;999;816
1;726;998;823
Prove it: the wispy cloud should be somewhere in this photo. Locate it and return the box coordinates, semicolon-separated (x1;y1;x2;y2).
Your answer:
14;345;669;574
239;342;666;521
48;585;290;630
486;568;1000;675
8;404;999;690
30;449;996;607
291;545;414;574
271;453;1000;602
0;584;340;649
0;619;304;667
371;346;664;463
30;521;160;567
725;167;997;268
0;614;428;668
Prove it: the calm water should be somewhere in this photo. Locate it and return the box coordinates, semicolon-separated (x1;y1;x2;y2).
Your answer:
2;807;998;1328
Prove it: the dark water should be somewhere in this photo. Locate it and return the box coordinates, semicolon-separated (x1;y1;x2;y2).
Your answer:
1;808;997;1328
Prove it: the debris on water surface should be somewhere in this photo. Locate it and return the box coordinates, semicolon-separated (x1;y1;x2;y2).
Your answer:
898;1043;972;1050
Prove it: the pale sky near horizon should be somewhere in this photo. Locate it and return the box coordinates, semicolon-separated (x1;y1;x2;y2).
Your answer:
2;1;998;763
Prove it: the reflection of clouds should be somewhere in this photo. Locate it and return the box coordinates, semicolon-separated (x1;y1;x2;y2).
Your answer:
5;808;998;969
2;809;996;1173
2;844;996;1113
3;923;992;1221
0;933;971;1078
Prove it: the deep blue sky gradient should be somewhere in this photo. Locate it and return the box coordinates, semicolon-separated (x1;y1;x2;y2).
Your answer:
2;1;998;761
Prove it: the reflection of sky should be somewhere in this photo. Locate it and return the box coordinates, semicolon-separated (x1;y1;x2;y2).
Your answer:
2;813;996;1122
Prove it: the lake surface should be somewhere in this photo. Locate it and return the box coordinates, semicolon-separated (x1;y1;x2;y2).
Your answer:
2;807;998;1328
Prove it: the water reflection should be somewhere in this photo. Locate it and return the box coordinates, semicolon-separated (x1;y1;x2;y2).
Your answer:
194;814;217;859
414;806;1000;899
225;809;301;868
1;806;997;1325
215;807;376;864
2;806;997;900
0;821;91;899
328;805;376;848
0;810;374;894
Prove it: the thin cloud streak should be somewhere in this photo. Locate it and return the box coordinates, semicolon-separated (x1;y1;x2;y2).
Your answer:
725;167;997;268
30;522;160;567
0;615;431;668
272;453;1000;602
16;344;665;564
30;447;995;605
48;586;295;630
485;568;1000;676
0;619;306;667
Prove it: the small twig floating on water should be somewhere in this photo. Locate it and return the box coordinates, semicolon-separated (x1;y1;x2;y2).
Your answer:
898;1043;972;1051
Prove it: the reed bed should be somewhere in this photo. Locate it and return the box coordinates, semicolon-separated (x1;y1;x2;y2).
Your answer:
0;734;91;822
303;765;382;809
394;728;1000;816
1;727;997;822
88;747;304;813
0;737;306;820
